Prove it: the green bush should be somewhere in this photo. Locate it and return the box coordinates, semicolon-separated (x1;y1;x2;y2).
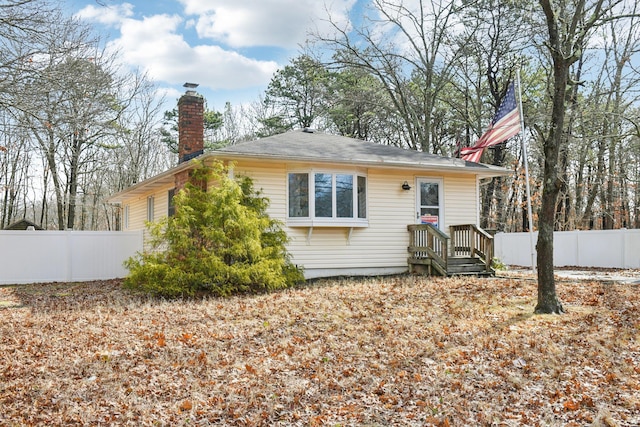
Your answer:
491;257;506;271
124;161;304;297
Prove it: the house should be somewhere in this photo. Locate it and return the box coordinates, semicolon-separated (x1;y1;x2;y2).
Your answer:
108;87;510;279
3;219;44;230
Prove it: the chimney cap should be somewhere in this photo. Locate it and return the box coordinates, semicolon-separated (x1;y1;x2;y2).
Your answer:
184;82;199;89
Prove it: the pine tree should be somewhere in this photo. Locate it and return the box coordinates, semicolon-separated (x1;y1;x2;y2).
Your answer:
124;161;304;297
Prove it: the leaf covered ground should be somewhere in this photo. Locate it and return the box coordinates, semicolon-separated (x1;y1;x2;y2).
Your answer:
0;274;638;426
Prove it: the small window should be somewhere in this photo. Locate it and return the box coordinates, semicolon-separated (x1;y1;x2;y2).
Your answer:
147;196;154;222
357;176;367;219
168;189;176;217
287;171;367;226
123;205;129;230
288;173;309;217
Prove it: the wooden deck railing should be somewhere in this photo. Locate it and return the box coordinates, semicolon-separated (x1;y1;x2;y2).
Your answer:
450;224;494;271
407;223;449;275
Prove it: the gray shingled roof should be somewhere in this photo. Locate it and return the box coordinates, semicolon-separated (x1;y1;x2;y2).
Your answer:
215;129;509;176
108;129;509;203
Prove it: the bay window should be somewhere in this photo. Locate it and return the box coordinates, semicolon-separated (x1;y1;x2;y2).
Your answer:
288;171;367;226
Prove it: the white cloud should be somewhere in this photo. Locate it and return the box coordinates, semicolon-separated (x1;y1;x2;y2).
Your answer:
76;2;280;92
178;0;356;48
75;2;134;26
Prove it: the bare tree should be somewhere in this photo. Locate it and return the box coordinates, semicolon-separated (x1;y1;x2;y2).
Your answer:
317;0;468;152
76;75;170;230
574;13;640;230
109;76;171;191
14;13;148;230
0;0;59;227
534;0;631;314
0;112;32;228
454;0;534;230
599;7;640;229
0;0;56;111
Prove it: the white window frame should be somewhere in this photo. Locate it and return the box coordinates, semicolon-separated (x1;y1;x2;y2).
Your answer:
147;196;154;222
168;189;176;217
123;205;129;230
287;169;368;227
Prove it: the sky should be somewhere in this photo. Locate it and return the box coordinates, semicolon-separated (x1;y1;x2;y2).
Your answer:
66;0;360;111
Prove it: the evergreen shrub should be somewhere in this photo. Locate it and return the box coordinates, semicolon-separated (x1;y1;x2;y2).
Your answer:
124;161;304;297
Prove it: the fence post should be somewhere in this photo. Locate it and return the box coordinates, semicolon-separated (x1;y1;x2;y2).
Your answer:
575;230;580;267
64;230;70;282
621;229;626;269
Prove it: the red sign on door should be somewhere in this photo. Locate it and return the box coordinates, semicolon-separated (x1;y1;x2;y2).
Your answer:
421;215;439;227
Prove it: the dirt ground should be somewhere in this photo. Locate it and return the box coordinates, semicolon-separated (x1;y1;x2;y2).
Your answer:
500;266;640;284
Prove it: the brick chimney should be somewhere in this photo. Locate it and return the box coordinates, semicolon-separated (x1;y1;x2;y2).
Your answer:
178;82;204;163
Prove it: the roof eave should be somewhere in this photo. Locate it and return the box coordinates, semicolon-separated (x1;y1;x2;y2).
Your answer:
213;151;511;178
106;159;194;204
107;150;510;204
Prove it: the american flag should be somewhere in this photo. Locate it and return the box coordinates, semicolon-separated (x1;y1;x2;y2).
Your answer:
460;82;520;163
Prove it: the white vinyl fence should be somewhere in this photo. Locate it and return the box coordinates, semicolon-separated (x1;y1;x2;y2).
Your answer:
3;228;638;284
494;229;640;269
0;230;143;285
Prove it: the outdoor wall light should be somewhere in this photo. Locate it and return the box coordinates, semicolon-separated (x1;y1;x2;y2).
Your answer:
402;181;412;190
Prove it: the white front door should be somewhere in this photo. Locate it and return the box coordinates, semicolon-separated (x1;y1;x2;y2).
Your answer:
416;178;444;229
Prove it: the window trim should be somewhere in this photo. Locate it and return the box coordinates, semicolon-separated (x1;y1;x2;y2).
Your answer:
123;205;129;230
287;169;368;227
168;188;176;217
146;196;154;222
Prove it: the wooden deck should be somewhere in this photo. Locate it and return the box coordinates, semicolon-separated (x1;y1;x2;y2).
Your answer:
407;224;494;276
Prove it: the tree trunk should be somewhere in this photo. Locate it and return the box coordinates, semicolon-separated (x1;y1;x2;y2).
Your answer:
39;164;49;227
536;187;565;314
536;144;565;312
581;140;606;229
535;120;566;313
534;0;614;311
535;0;576;315
66;135;80;230
43;144;66;230
554;148;571;230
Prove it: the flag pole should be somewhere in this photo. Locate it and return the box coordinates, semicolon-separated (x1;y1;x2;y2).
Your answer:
516;70;536;273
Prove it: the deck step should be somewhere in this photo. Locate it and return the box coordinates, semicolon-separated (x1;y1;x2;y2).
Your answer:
408;223;496;277
446;256;493;276
447;257;478;266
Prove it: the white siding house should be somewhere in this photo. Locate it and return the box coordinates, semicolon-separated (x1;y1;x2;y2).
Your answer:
109;129;509;278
